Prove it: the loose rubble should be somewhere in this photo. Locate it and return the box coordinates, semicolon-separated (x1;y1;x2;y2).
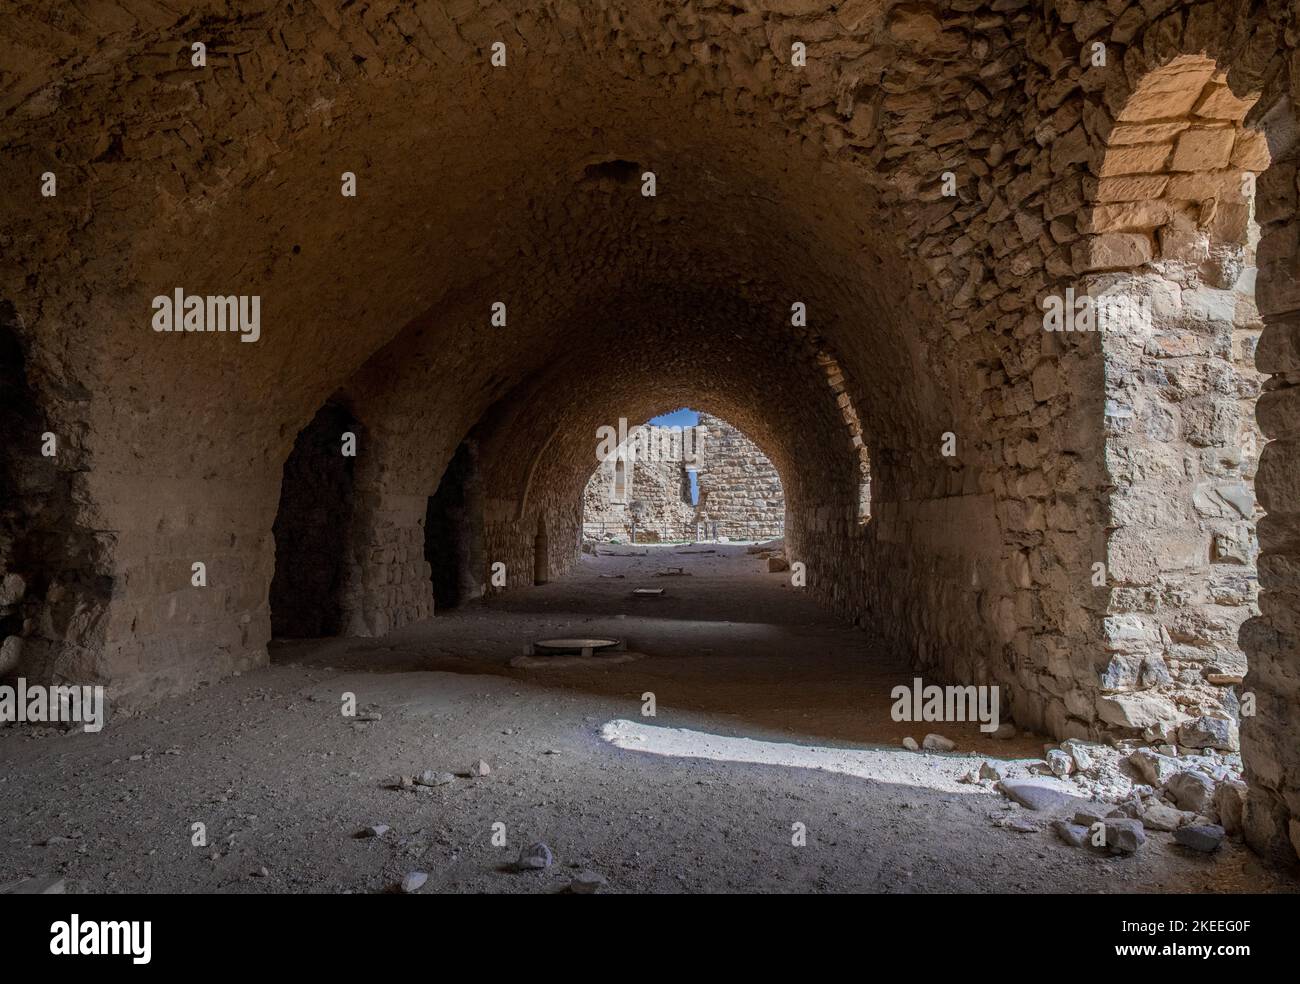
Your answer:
998;780;1087;814
979;761;1006;782
921;733;954;752
987;732;1249;861
400;871;429;893
1103;818;1146;855
516;842;554;871
1175;825;1226;853
570;870;607;894
416;770;456;788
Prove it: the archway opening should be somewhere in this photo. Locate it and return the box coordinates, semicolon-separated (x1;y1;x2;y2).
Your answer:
0;301;106;685
1091;55;1267;755
0;303;41;680
269;400;360;638
425;440;485;612
582;408;786;546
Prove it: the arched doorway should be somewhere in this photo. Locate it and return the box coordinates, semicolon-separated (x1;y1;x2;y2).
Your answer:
425;440;485;611
269;400;361;638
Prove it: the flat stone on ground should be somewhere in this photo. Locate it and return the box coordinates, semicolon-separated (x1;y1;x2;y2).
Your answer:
1174;824;1225;853
999;780;1089;813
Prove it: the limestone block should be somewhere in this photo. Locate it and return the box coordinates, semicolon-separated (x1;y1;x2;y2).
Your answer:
1255;162;1297;223
1097;691;1186;729
1179;714;1240;751
1072;233;1152;272
1169;127;1236;171
1230;130;1270;171
1256;439;1300;516
1192;86;1254;122
1212;528;1252;565
1082;200;1171;233
1094;175;1169;203
1215;780;1248;834
1108;121;1189;145
1097;142;1172;177
1258;224;1300;317
1115;60;1215;122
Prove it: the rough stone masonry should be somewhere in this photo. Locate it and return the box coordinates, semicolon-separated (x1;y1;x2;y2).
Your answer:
582;412;786;540
1;0;1299;867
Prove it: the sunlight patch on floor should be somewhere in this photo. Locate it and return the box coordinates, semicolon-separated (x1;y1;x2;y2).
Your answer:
600;718;1001;793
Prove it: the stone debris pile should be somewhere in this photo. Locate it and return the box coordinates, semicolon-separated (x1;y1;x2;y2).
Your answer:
981;737;1245;858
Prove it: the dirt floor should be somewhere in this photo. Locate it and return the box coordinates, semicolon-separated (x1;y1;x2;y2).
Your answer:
2;544;1296;893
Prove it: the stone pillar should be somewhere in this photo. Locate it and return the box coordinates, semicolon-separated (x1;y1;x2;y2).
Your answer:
1244;195;1300;860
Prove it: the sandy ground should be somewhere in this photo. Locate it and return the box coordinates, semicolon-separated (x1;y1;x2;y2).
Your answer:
2;544;1296;894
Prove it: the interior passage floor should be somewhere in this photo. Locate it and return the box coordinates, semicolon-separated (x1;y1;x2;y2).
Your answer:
2;545;1294;893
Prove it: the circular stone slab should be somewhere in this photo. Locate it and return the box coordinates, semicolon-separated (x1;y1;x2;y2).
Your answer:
532;638;621;655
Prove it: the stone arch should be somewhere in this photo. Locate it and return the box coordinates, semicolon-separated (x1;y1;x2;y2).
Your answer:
691;412;787;542
451;323;867;596
269;399;364;638
424;439;486;612
0;301;111;688
814;347;872;523
9;0;1300;870
516;426;562;521
581;409;786;544
0;0;995;716
1030;0;1298;861
1241;96;1300;861
1077;54;1269;748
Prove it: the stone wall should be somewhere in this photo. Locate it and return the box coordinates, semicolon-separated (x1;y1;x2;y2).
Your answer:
694;412;785;539
1092;57;1266;748
583;451;694;540
0;303;111;692
4;0;1300;862
425;440;487;609
269;401;357;637
581;416;786;540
